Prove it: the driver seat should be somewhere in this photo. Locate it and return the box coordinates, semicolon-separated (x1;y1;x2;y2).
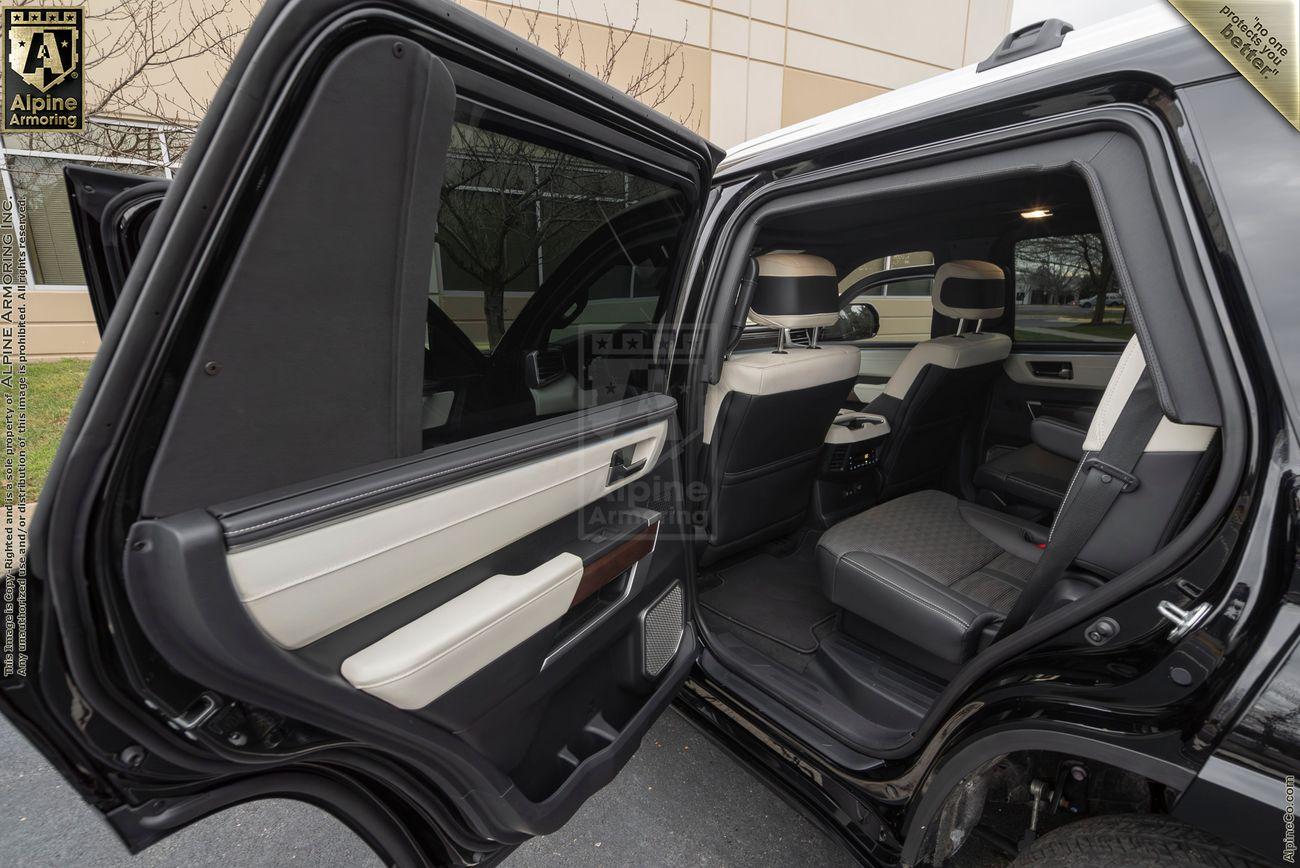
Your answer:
701;253;859;564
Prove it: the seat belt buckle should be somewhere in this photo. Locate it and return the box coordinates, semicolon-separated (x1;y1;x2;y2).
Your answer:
1081;457;1140;492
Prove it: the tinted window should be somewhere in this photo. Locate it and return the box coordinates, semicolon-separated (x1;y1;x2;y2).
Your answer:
423;119;690;446
1013;233;1134;344
856;277;933;298
835;252;934;345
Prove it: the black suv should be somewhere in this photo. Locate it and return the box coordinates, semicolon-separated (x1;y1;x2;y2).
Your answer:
4;3;1297;866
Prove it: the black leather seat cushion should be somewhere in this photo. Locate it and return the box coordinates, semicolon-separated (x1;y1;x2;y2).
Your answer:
974;443;1077;510
817;490;1044;666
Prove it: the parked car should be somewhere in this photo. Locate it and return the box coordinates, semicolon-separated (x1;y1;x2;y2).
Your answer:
6;3;1298;867
1079;292;1126;310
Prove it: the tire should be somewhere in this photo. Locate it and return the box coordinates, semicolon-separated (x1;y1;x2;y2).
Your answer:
1011;815;1267;868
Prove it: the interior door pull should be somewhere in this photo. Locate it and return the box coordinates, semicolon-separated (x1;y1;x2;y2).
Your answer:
1028;360;1073;380
607;450;646;485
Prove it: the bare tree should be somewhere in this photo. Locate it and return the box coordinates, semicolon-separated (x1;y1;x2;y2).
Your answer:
435;0;696;347
1016;233;1116;324
498;0;697;128
9;0;695;340
6;0;252;164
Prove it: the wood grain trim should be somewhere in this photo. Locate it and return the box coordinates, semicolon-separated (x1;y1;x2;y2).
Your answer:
570;523;658;608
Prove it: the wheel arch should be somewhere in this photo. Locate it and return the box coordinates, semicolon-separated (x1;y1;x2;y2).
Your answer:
900;723;1196;866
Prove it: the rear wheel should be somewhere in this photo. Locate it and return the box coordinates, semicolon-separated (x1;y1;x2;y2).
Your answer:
1011;815;1266;867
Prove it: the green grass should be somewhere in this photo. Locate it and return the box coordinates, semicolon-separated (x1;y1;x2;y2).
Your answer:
2;358;92;502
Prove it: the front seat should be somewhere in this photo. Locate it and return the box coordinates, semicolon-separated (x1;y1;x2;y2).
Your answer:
702;252;859;564
865;260;1011;499
819;336;1218;676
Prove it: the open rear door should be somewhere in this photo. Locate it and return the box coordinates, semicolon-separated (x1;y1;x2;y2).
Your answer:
63;165;168;330
4;1;717;863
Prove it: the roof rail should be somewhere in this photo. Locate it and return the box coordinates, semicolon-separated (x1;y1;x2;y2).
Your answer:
976;18;1074;72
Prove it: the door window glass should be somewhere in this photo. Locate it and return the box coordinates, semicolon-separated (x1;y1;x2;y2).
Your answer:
1012;234;1134;344
423;118;690;445
835;252;934;345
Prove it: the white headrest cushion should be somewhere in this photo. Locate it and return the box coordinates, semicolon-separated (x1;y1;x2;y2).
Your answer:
755;252;837;278
749;252;840;330
932;259;1005;320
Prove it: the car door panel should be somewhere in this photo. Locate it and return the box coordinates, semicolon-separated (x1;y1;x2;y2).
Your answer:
1003;351;1121;391
223;417;667;649
985;351;1120;452
12;0;716;855
123;393;695;823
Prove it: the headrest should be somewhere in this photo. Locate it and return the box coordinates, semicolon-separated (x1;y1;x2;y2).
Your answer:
932;260;1005;321
749;252;840;331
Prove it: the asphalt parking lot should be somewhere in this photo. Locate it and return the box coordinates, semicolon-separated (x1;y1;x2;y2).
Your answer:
1;708;857;867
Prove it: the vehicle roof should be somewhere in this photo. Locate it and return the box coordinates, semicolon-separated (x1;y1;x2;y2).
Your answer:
716;5;1226;179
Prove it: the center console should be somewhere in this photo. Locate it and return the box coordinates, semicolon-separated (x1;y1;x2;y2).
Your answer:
813;410;890;525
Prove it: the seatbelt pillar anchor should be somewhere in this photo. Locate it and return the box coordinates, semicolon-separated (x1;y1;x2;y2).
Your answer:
1081;457;1139;492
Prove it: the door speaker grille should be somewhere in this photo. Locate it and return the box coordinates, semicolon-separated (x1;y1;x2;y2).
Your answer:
640;583;684;678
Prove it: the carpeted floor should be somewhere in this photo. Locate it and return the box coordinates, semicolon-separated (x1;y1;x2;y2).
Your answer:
698;532;837;653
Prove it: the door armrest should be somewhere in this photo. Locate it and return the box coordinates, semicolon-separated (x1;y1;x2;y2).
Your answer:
1030;416;1087;461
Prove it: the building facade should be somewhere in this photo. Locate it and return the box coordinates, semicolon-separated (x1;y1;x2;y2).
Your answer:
13;0;1017;359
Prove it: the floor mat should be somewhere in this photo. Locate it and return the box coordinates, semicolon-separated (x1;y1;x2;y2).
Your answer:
698;532;838;653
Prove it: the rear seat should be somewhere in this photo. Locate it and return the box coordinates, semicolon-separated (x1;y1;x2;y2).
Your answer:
974;416;1087;513
818;336;1218;674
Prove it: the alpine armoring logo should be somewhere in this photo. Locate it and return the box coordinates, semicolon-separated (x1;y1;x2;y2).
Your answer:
2;6;83;132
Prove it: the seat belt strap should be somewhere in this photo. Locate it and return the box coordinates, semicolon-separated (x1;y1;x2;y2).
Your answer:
995;372;1165;640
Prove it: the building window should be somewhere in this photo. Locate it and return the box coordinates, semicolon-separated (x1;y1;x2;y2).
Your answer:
1;119;186;289
6;155;164;285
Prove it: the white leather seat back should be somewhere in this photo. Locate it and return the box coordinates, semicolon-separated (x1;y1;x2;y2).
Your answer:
883;332;1011;399
702;252;859;563
882;259;1012;399
868;260;1012;498
704;345;859;443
